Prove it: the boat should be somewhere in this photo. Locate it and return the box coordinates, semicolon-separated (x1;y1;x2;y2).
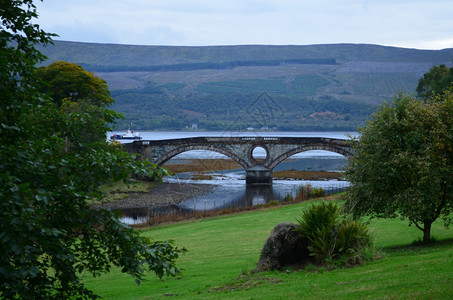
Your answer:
110;129;142;140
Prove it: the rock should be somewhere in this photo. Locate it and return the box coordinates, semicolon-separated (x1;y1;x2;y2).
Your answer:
254;222;310;272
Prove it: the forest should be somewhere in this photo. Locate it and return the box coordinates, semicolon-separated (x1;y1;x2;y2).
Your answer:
39;41;453;131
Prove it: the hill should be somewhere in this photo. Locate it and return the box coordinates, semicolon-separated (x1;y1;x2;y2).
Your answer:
39;41;453;131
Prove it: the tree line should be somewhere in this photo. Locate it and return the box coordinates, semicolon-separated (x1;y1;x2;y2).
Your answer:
80;58;337;73
111;92;376;131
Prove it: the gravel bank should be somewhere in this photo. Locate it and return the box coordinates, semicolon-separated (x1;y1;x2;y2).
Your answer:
93;182;216;210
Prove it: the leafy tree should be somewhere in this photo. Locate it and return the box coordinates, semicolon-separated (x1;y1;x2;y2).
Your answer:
36;60;114;108
0;1;184;299
345;92;453;243
416;64;453;99
36;61;117;143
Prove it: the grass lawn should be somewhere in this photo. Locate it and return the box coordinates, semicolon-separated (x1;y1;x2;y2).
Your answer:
85;198;453;299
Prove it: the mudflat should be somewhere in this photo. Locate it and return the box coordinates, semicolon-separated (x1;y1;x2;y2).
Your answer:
93;182;216;210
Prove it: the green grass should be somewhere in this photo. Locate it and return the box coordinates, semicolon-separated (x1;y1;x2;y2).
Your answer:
84;199;453;299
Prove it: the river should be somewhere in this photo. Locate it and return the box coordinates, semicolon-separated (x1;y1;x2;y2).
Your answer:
110;131;355;224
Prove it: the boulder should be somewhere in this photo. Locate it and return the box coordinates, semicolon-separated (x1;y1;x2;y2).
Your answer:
254;222;310;272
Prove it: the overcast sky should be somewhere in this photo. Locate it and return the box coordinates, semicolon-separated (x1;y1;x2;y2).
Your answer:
35;0;453;50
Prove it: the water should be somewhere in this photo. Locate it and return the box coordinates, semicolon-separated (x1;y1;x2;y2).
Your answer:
109;130;355;143
110;131;354;224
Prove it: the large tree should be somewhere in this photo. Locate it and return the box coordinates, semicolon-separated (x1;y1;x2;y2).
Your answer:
36;61;117;143
0;1;183;299
416;64;453;99
345;91;453;243
36;60;114;108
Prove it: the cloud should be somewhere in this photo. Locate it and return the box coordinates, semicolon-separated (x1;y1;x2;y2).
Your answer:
402;38;453;50
35;0;453;49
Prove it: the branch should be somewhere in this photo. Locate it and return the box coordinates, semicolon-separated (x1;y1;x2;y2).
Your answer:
432;179;448;222
409;217;424;232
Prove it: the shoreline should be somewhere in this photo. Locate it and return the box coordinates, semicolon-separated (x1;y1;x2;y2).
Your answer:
93;182;217;210
95;158;345;210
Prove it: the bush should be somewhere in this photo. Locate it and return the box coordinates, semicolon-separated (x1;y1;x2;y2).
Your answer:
311;187;325;198
296;201;338;261
294;184;325;201
283;193;294;203
296;201;373;266
265;200;281;207
295;184;312;201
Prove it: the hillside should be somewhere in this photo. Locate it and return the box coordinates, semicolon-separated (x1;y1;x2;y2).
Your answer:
39;41;453;131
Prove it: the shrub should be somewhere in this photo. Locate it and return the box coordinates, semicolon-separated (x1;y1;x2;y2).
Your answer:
283;193;294;203
296;201;373;266
336;219;372;254
295;184;312;201
294;184;325;200
265;200;281;207
296;201;339;262
311;187;325;198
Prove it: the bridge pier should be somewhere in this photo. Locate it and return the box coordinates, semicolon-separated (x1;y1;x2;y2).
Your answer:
245;166;273;185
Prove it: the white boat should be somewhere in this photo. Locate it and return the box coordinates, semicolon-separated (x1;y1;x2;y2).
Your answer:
110;129;142;140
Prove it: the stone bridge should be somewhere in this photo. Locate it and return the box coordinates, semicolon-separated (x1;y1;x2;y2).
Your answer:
124;136;353;184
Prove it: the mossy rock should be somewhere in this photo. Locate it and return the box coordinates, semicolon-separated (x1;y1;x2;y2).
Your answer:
254;222;310;272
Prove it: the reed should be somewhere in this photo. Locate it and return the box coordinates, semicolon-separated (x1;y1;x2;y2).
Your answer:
131;193;344;228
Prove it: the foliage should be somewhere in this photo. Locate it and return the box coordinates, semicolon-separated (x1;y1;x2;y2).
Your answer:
311;187;325;198
416;64;453;99
80;58;336;73
264;200;282;207
345;92;453;243
35;60;117;143
295;184;313;201
294;184;325;201
111;90;376;131
283;193;294;203
296;202;373;265
0;1;183;299
36;60;114;108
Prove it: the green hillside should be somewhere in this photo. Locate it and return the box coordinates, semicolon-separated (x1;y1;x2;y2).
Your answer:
39;41;453;131
84;198;453;299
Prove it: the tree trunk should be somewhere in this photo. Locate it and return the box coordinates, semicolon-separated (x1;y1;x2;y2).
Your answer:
423;221;432;244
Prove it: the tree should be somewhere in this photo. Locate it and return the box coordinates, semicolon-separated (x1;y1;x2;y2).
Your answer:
36;61;114;108
345;92;453;243
0;1;184;299
416;64;453;99
36;61;117;143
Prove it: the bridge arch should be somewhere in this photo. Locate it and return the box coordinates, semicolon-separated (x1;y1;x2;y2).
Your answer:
268;145;353;170
155;145;249;169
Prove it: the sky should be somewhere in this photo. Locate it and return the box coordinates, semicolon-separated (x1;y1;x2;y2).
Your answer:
35;0;453;50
